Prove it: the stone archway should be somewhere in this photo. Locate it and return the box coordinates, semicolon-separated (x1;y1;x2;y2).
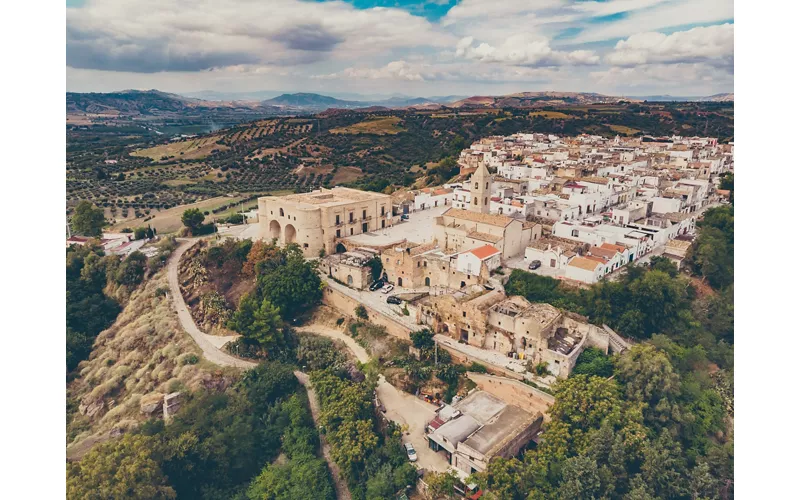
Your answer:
335;243;347;254
269;220;281;241
284;224;296;244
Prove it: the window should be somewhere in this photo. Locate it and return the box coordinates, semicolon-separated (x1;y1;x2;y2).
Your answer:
362;210;366;219
336;214;340;224
463;311;466;317
350;228;354;235
381;220;385;228
423;262;427;267
303;243;309;248
485;182;489;189
417;262;421;267
474;198;478;205
484;197;488;205
474;182;478;189
336;229;341;238
349;212;354;222
279;208;284;217
381;206;385;216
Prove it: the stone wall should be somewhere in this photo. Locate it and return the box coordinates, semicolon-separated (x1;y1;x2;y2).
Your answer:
321;286;412;340
466;372;554;419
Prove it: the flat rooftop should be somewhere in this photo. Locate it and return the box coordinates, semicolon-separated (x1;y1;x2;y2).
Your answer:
454;391;506;425
461;404;537;456
262;187;389;208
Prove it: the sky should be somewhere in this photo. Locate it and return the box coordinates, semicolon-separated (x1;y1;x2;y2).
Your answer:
65;0;734;97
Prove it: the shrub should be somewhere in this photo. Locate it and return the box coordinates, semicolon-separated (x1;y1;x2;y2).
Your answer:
336;317;345;326
534;362;550;376
180;354;199;366
469;362;488;373
355;305;368;320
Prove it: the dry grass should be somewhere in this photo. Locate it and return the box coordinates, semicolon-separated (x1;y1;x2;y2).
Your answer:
131;136;229;161
529;110;573;119
66;271;239;459
330;116;405;135
109;196;243;234
608;124;641;135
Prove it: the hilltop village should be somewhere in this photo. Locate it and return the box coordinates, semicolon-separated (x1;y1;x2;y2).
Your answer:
256;132;731;383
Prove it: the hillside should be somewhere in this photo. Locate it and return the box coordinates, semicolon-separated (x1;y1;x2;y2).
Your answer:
702;93;734;102
450;91;637;108
66;270;238;459
263;92;366;110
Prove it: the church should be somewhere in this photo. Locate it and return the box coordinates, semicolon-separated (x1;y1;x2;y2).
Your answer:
433;164;542;259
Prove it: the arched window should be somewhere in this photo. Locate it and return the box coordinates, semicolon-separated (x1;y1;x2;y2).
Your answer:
474;182;478;189
279;208;284;217
398;277;403;287
425;277;431;286
485;182;489;189
473;198;478;205
346;275;353;285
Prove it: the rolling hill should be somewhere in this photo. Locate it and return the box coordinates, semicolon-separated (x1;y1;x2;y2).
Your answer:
450;91;638;108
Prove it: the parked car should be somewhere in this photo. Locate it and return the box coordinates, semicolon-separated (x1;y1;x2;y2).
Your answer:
381;284;395;294
528;260;542;270
400;214;410;221
387;296;402;305
404;442;418;462
369;279;384;291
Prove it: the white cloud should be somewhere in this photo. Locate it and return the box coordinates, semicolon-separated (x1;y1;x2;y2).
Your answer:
67;0;453;72
455;34;599;67
606;24;733;69
571;0;733;43
591;62;733;92
314;61;425;81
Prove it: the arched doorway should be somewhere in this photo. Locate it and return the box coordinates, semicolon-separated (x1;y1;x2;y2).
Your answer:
346;275;353;286
397;277;403;287
335;243;347;254
284;224;296;244
425;277;430;287
269;220;281;240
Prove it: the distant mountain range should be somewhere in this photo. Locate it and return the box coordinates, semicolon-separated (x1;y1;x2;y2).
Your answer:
66;89;733;121
627;93;734;102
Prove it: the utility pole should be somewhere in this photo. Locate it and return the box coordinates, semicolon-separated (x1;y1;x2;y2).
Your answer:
435;340;438;366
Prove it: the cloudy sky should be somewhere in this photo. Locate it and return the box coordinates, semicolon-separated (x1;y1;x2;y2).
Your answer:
66;0;733;97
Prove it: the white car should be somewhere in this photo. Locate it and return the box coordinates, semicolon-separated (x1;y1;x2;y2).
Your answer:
404;442;417;462
381;284;395;294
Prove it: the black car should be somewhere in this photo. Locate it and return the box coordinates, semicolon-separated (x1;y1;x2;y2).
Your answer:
369;279;385;291
387;296;402;305
529;260;542;270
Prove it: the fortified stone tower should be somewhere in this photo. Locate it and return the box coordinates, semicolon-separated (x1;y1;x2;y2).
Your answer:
469;163;492;214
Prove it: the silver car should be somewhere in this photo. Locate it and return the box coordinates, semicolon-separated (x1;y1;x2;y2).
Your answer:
404;442;418;462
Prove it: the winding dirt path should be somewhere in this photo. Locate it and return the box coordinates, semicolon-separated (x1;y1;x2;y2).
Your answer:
168;240;351;499
168;239;256;369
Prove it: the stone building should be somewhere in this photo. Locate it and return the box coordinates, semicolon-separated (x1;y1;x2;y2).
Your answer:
426;391;542;474
433;207;541;260
323;248;378;290
417;291;610;378
469;163;493;214
257;187;393;258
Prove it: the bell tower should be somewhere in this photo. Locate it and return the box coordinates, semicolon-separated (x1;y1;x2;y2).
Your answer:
469;163;492;214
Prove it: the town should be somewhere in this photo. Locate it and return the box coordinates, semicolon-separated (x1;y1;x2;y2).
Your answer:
233;132;732;481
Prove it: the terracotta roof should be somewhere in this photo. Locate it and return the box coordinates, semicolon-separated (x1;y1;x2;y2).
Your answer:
569;256;603;271
600;242;627;253
469;244;501;260
588;246;618;259
585;255;608;264
443;208;515;227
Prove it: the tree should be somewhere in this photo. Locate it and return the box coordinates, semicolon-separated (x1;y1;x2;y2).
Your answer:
257;245;322;319
614;345;681;429
181;208;205;234
228;295;286;348
71;201;106;237
425;470;461;499
355;304;369;320
410;329;435;350
572;347;614;378
115;251;147;286
367;256;383;282
66;434;175;500
246;455;335;500
557;455;605;499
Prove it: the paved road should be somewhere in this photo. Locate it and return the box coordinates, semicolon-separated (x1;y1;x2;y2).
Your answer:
297;323;449;472
168;240;257;369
